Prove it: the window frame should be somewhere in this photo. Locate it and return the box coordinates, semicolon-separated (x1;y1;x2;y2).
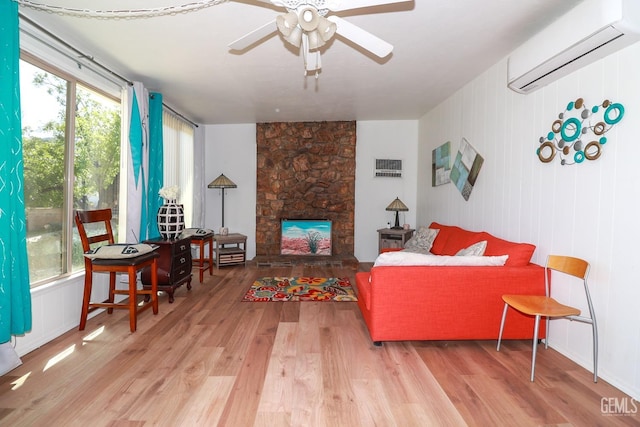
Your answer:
20;51;122;287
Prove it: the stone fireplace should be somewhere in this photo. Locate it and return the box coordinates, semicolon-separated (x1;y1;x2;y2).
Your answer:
255;121;356;263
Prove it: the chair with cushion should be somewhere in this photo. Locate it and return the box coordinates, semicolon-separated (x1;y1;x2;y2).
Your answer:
179;228;214;283
497;255;598;382
75;209;160;332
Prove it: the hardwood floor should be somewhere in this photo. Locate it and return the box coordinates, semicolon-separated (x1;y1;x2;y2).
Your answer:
0;263;637;426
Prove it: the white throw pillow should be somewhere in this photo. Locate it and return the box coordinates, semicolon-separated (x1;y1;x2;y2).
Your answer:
455;240;487;256
373;251;508;267
84;243;157;259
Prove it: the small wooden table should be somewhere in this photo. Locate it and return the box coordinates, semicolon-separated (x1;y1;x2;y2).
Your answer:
213;233;247;268
189;231;214;282
377;228;415;253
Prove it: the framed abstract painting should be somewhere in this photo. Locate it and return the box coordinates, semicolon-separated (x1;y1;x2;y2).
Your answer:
450;138;484;201
432;141;451;186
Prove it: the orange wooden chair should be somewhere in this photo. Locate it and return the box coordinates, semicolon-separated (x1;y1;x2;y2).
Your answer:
75;209;160;332
497;255;598;382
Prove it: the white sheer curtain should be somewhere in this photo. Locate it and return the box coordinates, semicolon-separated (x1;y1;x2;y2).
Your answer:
120;81;150;243
162;110;195;227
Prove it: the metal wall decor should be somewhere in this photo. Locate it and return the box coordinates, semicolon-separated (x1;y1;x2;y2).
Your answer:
537;98;625;165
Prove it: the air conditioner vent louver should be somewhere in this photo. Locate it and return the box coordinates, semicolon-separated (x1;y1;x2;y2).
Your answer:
375;159;402;178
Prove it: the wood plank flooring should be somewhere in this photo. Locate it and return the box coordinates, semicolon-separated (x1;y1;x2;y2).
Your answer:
0;263;637;426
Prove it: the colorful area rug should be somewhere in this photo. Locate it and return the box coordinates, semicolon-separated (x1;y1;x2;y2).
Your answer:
242;277;357;302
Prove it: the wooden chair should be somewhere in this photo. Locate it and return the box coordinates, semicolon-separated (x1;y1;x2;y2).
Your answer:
188;232;214;283
497;255;598;382
75;209;160;332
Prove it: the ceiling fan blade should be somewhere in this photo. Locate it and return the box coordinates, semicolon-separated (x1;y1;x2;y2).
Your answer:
327;15;393;58
328;0;412;12
229;19;277;51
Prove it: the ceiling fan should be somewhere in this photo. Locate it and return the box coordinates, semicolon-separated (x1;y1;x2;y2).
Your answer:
229;0;412;75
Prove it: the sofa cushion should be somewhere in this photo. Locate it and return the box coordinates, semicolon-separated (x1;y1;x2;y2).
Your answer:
429;222;478;255
429;222;536;266
403;226;439;254
477;232;536;266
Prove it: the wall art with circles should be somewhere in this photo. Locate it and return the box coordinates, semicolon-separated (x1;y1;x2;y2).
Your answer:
537;98;625;166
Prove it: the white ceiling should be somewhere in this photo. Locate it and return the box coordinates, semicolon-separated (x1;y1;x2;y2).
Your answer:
18;0;583;125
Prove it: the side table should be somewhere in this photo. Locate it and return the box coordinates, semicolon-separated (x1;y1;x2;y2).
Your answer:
213;233;247;268
189;231;214;282
142;237;192;303
377;228;415;253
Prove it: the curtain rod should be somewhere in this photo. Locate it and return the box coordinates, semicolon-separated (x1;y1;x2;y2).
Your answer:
150;95;199;128
164;103;199;128
19;12;199;128
19;13;132;85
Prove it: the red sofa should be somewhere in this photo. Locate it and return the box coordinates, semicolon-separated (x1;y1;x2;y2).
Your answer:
355;222;546;344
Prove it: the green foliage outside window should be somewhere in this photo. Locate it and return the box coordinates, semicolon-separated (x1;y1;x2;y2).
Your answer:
21;63;121;284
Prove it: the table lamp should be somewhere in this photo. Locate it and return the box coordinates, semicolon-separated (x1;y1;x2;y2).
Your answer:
208;173;237;228
386;197;408;230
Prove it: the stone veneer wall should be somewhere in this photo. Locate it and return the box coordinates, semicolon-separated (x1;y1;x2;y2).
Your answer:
256;121;356;257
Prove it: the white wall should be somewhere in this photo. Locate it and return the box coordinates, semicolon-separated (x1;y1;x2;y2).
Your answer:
203;121;419;264
203;124;257;260
418;43;640;400
14;274;113;356
355;121;418;262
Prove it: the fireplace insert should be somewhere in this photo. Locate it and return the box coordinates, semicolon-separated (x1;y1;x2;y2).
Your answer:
280;219;332;256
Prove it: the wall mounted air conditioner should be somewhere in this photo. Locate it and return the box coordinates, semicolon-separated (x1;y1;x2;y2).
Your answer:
508;0;640;94
374;159;402;178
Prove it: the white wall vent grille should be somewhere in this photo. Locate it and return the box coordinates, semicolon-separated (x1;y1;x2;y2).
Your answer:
375;159;402;178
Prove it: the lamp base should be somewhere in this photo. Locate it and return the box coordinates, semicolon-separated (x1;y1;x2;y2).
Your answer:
393;211;401;229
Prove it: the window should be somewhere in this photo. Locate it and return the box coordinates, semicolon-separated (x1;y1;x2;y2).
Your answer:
163;110;194;226
20;57;121;286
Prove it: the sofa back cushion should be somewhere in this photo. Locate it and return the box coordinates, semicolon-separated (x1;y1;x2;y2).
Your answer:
428;222;535;266
477;232;536;267
429;222;477;255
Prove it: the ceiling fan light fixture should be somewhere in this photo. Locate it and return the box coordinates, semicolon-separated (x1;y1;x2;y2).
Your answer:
307;29;326;50
317;18;337;42
284;25;303;48
298;6;320;32
230;0;406;77
276;11;298;37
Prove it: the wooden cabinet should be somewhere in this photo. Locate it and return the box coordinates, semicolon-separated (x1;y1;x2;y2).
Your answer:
142;237;192;303
377;228;415;253
213;233;247;268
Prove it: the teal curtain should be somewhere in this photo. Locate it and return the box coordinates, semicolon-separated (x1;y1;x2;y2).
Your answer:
147;92;164;239
0;0;33;343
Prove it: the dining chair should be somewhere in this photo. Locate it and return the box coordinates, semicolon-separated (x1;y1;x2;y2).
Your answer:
75;209;160;332
497;255;598;382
